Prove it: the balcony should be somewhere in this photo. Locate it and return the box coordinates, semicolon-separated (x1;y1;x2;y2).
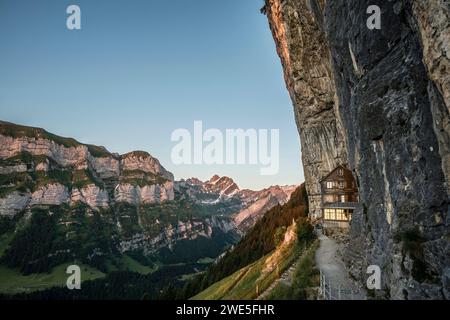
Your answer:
322;188;358;193
322;201;358;209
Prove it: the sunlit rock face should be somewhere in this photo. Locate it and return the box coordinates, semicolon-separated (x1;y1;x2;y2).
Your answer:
178;175;297;231
234;185;297;232
89;156;120;180
412;0;450;196
30;183;70;206
0;121;175;210
0;122;299;268
0;134;89;167
114;182;175;205
263;0;348;219
121;151;174;181
71;184;110;208
264;0;449;299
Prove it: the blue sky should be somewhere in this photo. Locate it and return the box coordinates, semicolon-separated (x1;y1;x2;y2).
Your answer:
0;0;303;189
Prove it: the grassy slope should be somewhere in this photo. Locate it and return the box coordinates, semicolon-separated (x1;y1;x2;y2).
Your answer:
191;185;308;292
0;247;157;294
120;255;156;275
0;232;14;257
266;241;320;300
192;233;303;300
0;263;105;294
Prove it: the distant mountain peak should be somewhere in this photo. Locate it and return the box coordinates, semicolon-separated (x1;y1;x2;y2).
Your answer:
205;175;239;196
121;150;154;159
209;174;221;183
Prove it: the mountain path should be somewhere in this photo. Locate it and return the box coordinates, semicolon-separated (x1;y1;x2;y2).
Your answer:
315;233;366;300
257;252;303;300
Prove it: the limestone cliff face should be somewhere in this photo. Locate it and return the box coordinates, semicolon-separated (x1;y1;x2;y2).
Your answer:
177;175;297;231
0;122;298;269
0;121;175;216
265;0;449;299
412;0;450;195
114;181;175;205
30;183;70;206
233;185;297;231
121;151;174;181
118;216;235;255
0;192;30;217
70;184;110;208
264;0;348;218
0;122;232;267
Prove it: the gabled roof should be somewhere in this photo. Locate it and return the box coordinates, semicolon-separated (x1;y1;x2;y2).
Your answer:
319;164;351;183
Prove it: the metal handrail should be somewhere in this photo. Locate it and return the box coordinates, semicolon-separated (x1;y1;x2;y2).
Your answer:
319;270;359;300
322;202;358;208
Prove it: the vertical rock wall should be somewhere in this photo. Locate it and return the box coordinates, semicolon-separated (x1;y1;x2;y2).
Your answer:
412;0;450;196
264;0;348;218
265;0;449;299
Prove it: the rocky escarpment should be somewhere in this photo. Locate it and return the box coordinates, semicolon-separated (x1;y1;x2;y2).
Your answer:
412;0;450;195
264;0;449;299
0;121;195;272
177;175;297;231
0;121;297;275
0;121;174;216
263;0;348;219
115;175;295;257
233;185;296;231
118;216;236;255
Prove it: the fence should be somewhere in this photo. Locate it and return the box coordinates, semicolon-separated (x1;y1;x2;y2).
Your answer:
322;202;358;209
319;270;359;300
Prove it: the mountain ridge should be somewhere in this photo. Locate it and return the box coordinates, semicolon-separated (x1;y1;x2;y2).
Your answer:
0;120;297;293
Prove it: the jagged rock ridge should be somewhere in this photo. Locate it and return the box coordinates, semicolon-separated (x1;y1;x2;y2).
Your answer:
178;175;297;232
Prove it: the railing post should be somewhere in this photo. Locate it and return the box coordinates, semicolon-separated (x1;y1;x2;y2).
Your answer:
322;275;325;300
321;270;325;299
319;270;322;297
329;280;332;300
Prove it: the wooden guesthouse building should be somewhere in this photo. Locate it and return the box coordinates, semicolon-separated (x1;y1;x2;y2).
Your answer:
320;165;359;230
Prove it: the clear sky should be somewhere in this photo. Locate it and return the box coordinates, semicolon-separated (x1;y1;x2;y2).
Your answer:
0;0;303;190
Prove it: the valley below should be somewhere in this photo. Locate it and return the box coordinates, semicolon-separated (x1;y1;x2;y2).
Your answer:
0;0;448;301
0;121;297;299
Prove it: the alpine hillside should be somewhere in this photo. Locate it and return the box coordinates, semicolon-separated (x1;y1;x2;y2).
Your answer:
0;120;296;296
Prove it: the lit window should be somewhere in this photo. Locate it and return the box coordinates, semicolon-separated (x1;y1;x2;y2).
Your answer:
335;209;340;220
338;168;344;176
340;195;345;203
326;181;334;189
348;210;352;221
324;209;335;220
339;181;345;189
